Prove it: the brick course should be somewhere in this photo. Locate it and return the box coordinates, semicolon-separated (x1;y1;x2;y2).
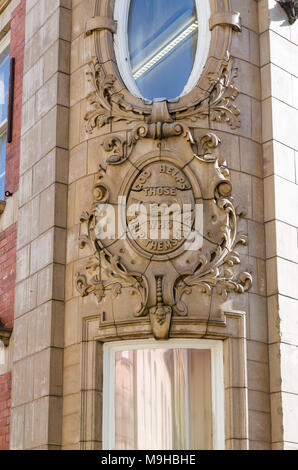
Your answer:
0;223;17;328
0;372;11;450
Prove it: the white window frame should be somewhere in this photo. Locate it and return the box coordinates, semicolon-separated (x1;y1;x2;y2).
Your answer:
113;0;211;102
103;338;225;450
0;30;10;202
0;30;10;132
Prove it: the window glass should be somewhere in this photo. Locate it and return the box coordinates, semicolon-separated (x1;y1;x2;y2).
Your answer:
114;348;212;450
128;0;198;101
0;46;9;125
0;134;6;200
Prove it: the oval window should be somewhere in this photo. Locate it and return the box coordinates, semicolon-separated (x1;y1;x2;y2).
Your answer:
114;0;211;102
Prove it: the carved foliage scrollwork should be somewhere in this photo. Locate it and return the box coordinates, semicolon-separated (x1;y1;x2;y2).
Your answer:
85;60;150;133
76;131;252;328
173;135;252;316
103;121;194;166
76;168;148;317
208;51;240;129
84;51;240;136
172;52;240;130
84;60;114;132
103;136;126;165
78;43;251;335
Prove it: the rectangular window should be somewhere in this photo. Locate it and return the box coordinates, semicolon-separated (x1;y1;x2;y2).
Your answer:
0;32;10;201
103;339;225;450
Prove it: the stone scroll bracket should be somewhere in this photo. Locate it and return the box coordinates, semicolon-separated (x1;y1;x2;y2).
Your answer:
209;11;242;32
85;10;242;36
85;17;117;36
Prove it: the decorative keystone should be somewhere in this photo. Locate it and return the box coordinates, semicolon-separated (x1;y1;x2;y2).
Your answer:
149;276;172;340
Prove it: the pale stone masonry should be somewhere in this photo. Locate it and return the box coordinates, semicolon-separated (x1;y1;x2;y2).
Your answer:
0;0;295;450
259;0;298;450
10;0;71;450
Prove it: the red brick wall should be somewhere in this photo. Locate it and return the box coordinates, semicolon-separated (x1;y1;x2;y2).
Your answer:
0;373;11;450
5;0;26;195
0;223;17;329
0;0;26;451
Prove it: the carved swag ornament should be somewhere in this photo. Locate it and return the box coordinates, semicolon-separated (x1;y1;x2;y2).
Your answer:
76;51;252;340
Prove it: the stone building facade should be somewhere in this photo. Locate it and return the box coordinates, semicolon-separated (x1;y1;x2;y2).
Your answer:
0;0;297;450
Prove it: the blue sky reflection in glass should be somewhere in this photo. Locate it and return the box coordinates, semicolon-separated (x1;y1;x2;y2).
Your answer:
0;47;9;125
128;0;198;101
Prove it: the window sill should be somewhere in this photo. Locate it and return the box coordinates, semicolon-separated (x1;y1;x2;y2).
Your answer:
0;200;6;214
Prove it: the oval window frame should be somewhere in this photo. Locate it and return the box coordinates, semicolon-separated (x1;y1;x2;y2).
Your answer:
113;0;212;102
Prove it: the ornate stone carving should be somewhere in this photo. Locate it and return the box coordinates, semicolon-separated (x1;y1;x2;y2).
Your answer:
104;121;193;166
172;52;240;130
149;276;172;340
79;8;250;338
173;198;252;316
172;133;251;316
103;136;126;165
85;51;240;136
76;128;252;338
85;60;149;133
76;171;148;317
76;249;148;317
92;166;109;203
126;160;195;260
208;52;240;130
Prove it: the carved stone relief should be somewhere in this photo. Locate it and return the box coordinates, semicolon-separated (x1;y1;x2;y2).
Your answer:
76;1;252;340
85;51;240;137
77;52;252;339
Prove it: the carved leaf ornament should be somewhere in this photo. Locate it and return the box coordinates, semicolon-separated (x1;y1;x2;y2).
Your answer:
76;170;149;317
77;44;252;338
85;52;240;135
